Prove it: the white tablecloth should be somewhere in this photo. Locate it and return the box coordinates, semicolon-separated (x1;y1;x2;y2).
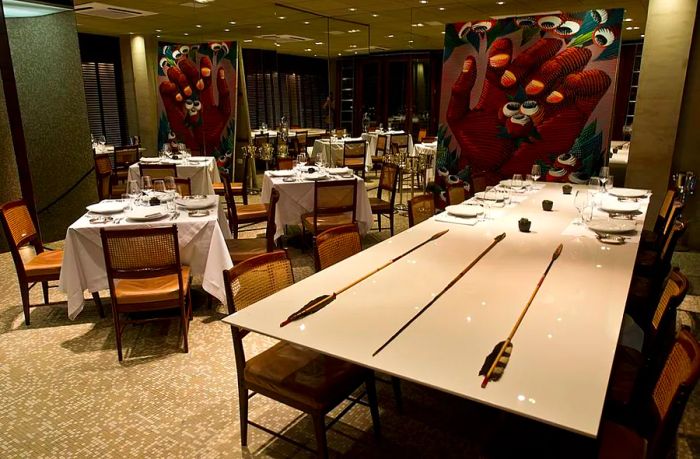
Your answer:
59;200;232;319
128;158;220;195
413;142;438;185
311;138;370;170
362;131;414;157
261;172;373;241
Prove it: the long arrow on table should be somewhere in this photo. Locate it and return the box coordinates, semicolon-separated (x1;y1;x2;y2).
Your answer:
372;232;507;357
280;229;450;327
480;243;564;388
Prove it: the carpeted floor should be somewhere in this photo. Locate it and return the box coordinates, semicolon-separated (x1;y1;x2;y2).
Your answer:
1;177;700;458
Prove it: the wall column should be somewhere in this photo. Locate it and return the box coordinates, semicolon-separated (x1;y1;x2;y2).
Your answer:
625;0;698;226
126;35;158;155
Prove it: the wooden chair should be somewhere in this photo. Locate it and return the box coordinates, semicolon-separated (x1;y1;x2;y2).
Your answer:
221;170;267;238
277;157;294;170
226;189;280;264
607;269;689;412
100;225;191;361
174;177;191;196
95;154;125;200
223;251;380;457
370;162;399;235
139;164;178;181
391;133;409;155
641;191;678;249
445;184;466;206
371;134;388;175
301;179;358;241
417;128;427;143
408;194;435;227
599;329;700;459
213;152;249;205
339;140;367;179
113;145;139;183
0;200;104;325
314;223;361;272
293;130;308;155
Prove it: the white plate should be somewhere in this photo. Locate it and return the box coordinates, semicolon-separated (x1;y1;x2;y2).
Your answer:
161;159;183;165
608;188;648;199
600;200;640;214
187;157;209;162
140;157;160;163
445;205;483;218
587;220;637;234
268;170;296;177
304;173;329;181
86;201;128;214
474;191;504;202
125;207;168;221
327;167;351;175
175;195;217;210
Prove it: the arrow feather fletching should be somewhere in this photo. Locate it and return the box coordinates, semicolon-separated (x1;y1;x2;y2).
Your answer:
479;341;513;382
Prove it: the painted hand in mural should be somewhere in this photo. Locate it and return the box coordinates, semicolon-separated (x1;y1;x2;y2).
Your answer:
446;37;611;181
159;56;231;154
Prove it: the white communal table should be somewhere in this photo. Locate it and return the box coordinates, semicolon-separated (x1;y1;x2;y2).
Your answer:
260;171;373;241
224;183;651;438
362;130;414;157
59;199;232;320
311;137;370;170
127;157;220;196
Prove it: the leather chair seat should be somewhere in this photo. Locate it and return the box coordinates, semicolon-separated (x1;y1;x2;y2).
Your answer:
369;197;391;213
245;341;367;411
226;238;269;264
301;213;353;233
24;250;63;277
607;345;644;408
115;266;190;305
238;204;268;222
598;420;646;459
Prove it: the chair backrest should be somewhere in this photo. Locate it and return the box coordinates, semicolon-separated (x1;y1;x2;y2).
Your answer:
646;329;700;458
660;219;686;267
391;134;409;152
446;184;466;205
343;140;366;169
174;177;191;196
471;173;488;194
0;200;42;277
655;190;676;231
265;189;280;252
220;170;239;229
95;155;113;201
376;134;388;155
113;146;139;169
139;164;178;180
277;157;294;170
408;194;435;227
377;162;399;203
312;179;358;232
417;128;427;143
294;131;308;150
314;223;361;271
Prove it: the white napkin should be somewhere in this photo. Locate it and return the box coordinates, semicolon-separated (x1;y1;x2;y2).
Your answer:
434;212;478;226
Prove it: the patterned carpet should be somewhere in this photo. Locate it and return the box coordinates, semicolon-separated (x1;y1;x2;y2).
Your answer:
1;180;700;458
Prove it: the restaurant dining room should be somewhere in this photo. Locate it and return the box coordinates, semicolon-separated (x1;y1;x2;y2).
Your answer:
3;0;700;457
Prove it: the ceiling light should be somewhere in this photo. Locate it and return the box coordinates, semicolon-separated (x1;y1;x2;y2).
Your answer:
195;24;202;28
244;39;253;42
408;40;414;43
419;0;428;3
314;54;317;56
274;42;280;47
224;28;230;32
256;25;262;28
372;13;378;17
350;44;357;48
439;7;445;10
338;53;342;56
625;26;633;30
497;1;505;4
305;48;312;51
304;21;310;25
194;0;215;3
184;33;189;35
624;18;633;22
157;35;161;38
349;7;357;11
315;41;323;45
129;32;134;35
641;34;645;38
441;31;445;34
229;21;236;25
278;16;286;19
348;29;360;33
155;29;162;32
633;26;640;30
387;34;394;38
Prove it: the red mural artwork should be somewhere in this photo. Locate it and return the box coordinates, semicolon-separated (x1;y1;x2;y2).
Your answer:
438;9;623;188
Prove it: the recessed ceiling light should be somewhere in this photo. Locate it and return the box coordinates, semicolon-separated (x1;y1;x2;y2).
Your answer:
625;26;633;30
274;42;280;47
244;39;253;42
633;26;640;30
305;48;312;51
408;39;414;43
256;25;262;28
497;1;505;5
304;21;310;25
349;7;356;11
338;53;342;56
157;35;161;38
129;32;133;35
372;13;378;17
194;0;215;3
354;51;358;54
441;31;445;34
439;7;445;11
641;34;645;38
315;41;323;45
624;18;633;22
155;29;162;32
195;24;202;28
224;28;230;32
419;0;428;4
387;34;394;38
229;21;236;25
350;44;357;48
184;32;189;35
278;16;286;19
314;54;317;56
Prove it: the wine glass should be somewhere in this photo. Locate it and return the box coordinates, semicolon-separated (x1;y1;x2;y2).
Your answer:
141;175;153;192
297;153;307;168
153;179;166;193
604;175;614;193
127;180;140;207
599;166;611;190
574;190;589;225
512;174;523;190
531;164;541;183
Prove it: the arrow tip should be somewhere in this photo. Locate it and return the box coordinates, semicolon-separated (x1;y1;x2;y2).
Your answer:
553;243;563;260
494;232;506;242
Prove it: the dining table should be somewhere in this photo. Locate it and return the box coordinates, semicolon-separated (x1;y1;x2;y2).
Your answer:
59;196;232;320
310;137;371;170
260;168;374;241
224;182;651;438
361;130;414;157
127;156;220;196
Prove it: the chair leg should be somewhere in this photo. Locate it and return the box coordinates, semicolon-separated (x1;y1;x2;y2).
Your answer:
92;292;105;318
113;310;124;362
243;193;248;206
389;212;395;236
20;284;31;326
233;224;239;239
312;413;329;459
366;374;382;437
378;213;382;232
391;376;403;414
41;281;50;305
182;292;190;353
239;387;249;447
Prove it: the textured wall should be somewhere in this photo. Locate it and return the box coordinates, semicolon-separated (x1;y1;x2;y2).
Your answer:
5;11;96;246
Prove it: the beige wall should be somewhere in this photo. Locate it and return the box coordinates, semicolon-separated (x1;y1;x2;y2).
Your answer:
626;0;699;228
121;35;158;156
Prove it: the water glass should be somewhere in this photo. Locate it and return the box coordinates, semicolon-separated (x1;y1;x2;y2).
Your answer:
512;174;523;189
121;193;132;211
531;164;541;182
604;175;614;193
141;175;153;192
525;174;534;190
297;153;307;167
574;190;589;225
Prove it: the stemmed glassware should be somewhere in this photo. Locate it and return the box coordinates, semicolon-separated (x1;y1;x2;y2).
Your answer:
574;190;590;225
599;166;611;192
141;175;153;193
531;164;541;183
127;180;140;207
297;153;307;168
164;176;177;214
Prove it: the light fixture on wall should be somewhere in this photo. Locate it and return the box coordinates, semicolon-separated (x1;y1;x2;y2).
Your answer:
3;0;70;18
